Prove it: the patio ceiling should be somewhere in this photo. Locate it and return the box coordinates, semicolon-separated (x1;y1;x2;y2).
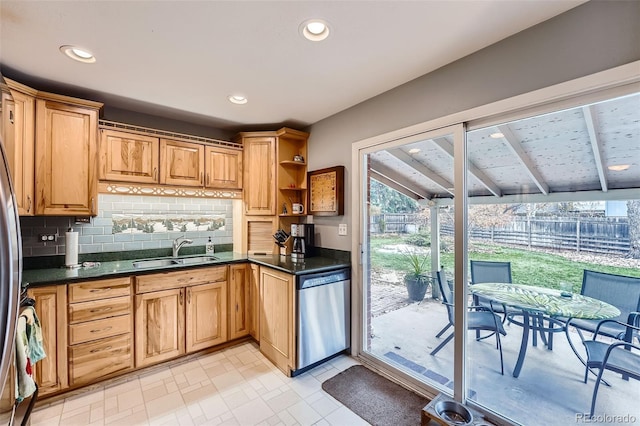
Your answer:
368;93;640;204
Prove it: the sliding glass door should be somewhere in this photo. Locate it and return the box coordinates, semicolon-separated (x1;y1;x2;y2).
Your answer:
358;124;465;396
356;89;640;425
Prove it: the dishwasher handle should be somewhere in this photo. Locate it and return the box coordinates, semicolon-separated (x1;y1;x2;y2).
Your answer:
298;268;351;290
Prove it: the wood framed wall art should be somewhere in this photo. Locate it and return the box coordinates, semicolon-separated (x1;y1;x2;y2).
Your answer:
308;165;344;216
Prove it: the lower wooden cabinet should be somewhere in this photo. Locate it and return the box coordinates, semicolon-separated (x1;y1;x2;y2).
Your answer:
229;264;250;340
27;285;68;396
135;265;229;368
67;277;133;387
249;264;260;341
135;288;186;368
69;334;133;386
186;282;227;352
15;263;260;397
259;267;295;376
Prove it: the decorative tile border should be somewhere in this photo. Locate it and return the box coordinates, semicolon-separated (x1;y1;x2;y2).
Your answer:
112;213;225;234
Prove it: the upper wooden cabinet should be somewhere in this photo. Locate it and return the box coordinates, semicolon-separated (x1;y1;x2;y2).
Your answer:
160;138;205;187
99;129;159;183
239;135;276;215
98;128;242;190
2;78;36;215
236;128;309;226
205;146;242;189
35;93;102;216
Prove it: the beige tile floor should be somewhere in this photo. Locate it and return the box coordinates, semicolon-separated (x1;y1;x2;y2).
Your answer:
28;342;368;426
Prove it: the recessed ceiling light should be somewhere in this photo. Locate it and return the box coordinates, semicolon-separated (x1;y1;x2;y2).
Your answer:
59;45;96;63
490;132;504;139
408;148;421;154
300;19;330;41
228;95;247;105
608;164;630;171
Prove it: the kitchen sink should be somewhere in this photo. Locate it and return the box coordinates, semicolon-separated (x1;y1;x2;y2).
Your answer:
132;258;180;268
178;256;218;265
132;256;218;269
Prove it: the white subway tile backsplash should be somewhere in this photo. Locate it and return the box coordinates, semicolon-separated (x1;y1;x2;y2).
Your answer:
20;194;234;257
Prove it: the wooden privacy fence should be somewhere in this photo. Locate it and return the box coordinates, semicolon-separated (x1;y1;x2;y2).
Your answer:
442;217;630;254
370;214;630;255
370;214;420;233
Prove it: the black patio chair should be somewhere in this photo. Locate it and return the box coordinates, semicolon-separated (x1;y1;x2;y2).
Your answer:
565;270;640;372
470;260;517;323
430;270;507;375
582;320;640;417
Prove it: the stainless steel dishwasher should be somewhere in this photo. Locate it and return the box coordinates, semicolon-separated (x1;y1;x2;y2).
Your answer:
296;268;351;373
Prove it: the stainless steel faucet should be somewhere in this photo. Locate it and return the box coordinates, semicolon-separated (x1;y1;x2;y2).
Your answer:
172;235;193;257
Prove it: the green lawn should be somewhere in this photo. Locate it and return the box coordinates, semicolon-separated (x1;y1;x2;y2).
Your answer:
369;234;640;292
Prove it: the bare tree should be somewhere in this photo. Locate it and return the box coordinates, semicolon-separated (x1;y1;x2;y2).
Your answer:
468;204;513;231
628;200;640;259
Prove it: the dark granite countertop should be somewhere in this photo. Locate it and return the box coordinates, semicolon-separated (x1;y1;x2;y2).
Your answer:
21;251;350;287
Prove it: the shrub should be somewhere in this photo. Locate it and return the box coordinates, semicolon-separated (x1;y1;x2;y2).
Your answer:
406;233;431;247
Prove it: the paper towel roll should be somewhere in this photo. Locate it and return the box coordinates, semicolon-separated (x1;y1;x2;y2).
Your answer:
65;229;79;267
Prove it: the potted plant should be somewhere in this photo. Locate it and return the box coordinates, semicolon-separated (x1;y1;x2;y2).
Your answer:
403;251;431;301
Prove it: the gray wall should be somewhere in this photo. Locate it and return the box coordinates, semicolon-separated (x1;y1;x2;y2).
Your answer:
307;1;640;251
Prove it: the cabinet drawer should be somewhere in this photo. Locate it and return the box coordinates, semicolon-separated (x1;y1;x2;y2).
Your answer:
69;314;131;345
68;277;131;303
136;266;227;293
69;334;133;387
68;296;131;324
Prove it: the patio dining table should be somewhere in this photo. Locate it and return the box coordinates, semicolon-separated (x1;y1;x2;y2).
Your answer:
470;283;620;378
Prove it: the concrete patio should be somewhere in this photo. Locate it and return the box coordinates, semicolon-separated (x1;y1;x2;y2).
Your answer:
368;289;639;426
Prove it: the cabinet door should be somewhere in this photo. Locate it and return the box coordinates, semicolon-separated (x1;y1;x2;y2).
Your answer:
186;282;227;353
243;216;277;255
259;267;295;376
159;139;205;187
4;89;35;216
35;99;98;215
249;264;260;341
242;137;276;215
135;288;185;367
228;264;250;340
99;129;159;183
205;146;242;189
27;285;68;396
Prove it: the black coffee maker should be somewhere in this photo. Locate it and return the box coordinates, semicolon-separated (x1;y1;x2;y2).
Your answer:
290;223;315;261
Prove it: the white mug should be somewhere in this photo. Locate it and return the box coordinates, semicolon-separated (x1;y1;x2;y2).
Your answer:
292;203;304;214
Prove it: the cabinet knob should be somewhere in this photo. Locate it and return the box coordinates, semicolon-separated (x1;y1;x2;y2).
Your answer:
27;195;32;213
9;110;14;124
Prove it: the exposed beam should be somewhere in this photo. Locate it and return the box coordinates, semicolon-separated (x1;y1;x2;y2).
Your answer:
432;187;639;206
431;137;503;197
497;125;550;195
369;171;422;201
369;160;432;200
387;148;454;195
582;105;608;192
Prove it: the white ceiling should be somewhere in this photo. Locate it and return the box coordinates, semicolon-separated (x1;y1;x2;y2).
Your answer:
0;1;585;132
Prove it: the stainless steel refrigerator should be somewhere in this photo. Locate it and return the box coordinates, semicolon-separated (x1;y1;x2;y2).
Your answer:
0;72;22;396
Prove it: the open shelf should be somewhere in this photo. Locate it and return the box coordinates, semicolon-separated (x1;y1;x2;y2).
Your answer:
279;160;307;166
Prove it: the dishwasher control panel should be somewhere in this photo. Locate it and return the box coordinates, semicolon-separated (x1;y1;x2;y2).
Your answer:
298;268;350;289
